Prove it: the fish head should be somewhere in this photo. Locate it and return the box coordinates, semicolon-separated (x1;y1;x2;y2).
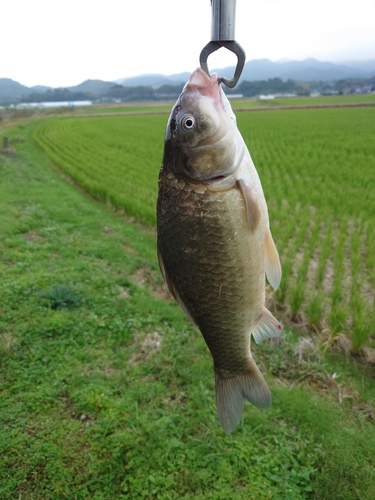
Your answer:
164;68;245;182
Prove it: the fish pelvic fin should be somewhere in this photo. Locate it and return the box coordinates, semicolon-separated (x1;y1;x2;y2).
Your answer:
252;308;282;344
264;230;282;290
215;359;271;434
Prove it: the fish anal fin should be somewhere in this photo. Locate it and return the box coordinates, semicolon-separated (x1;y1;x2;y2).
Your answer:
157;248;198;328
264;230;282;290
252;308;282;344
215;359;271;434
237;179;261;234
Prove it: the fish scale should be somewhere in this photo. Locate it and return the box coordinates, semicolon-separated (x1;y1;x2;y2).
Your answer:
158;169;264;375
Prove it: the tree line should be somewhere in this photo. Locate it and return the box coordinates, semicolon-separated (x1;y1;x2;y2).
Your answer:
3;76;375;106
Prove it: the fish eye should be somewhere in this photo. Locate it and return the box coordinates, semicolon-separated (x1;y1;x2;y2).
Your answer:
181;115;195;130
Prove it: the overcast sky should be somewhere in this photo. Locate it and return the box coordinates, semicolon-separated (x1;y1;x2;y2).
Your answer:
2;0;375;88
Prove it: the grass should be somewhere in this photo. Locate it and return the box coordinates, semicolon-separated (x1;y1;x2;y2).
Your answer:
0;116;375;499
32;106;375;349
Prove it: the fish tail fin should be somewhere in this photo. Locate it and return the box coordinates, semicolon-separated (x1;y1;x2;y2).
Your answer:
252;308;282;344
215;359;271;434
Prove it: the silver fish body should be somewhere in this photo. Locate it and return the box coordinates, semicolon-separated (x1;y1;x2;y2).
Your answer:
157;68;282;433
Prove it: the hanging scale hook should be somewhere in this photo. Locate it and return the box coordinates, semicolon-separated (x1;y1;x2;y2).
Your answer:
199;0;246;88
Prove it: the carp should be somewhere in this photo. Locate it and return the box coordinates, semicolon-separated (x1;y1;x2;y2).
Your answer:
157;68;282;434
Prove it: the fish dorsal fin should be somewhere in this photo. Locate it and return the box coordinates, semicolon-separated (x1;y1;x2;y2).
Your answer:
236;179;261;234
264;230;282;290
252;308;282;344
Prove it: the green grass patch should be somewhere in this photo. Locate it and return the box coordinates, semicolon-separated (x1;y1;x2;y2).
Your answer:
0;120;375;499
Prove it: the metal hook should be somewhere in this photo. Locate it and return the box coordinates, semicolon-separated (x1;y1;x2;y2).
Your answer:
199;40;246;88
199;0;246;88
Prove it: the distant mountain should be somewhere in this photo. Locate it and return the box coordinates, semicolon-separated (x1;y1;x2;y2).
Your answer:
31;85;51;93
0;79;53;102
0;78;35;101
115;59;375;87
67;79;116;95
1;58;375;105
116;72;190;88
340;59;375;73
0;78;116;105
212;58;375;84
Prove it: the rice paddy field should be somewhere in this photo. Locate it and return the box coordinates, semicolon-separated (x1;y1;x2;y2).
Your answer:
34;105;375;350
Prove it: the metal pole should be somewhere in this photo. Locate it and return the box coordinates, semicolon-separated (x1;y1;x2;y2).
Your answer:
211;0;236;41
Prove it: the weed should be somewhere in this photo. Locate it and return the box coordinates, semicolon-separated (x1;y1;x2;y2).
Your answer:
38;283;82;309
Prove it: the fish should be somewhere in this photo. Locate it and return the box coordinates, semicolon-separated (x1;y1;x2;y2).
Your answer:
156;68;282;434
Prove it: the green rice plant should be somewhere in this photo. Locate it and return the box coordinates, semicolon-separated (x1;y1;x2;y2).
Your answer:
349;223;374;349
276;260;291;303
275;207;311;305
328;219;349;334
316;214;333;285
289;280;306;318
289;211;323;317
365;221;375;293
305;292;325;327
350;224;362;278
351;288;372;351
35;116;166;225
279;209;313;312
271;204;296;254
32;107;375;348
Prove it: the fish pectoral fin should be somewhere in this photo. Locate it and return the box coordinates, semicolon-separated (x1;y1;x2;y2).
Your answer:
236;179;261;234
215;359;271;434
252;308;282;344
157;248;198;329
264;230;282;290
